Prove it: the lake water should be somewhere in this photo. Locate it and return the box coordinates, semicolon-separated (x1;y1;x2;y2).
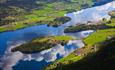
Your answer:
0;1;115;70
0;25;64;70
93;0;113;6
0;24;87;70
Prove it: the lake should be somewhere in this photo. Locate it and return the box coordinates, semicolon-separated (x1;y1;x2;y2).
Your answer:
0;1;115;70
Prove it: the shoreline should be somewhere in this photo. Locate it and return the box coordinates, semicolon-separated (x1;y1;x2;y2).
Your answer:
0;16;71;33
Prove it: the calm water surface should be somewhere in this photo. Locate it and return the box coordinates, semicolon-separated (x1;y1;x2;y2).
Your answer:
0;1;114;70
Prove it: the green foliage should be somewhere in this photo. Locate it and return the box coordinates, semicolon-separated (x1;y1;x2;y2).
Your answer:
84;28;115;46
64;24;115;33
48;16;71;27
45;53;81;70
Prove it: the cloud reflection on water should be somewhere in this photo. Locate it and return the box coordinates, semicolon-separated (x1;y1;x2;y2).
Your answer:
0;1;115;70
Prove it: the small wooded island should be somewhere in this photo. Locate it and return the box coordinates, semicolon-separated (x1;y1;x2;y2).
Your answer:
11;36;74;54
64;23;114;33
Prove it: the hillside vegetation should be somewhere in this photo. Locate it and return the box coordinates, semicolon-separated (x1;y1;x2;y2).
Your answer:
52;37;115;70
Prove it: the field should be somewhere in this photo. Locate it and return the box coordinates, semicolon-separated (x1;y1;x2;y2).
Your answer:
84;28;115;46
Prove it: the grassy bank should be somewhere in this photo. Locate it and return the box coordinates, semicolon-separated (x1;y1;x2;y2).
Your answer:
84;28;115;46
44;53;81;70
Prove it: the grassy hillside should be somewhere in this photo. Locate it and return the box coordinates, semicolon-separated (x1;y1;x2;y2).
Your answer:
84;28;115;46
44;52;81;70
53;37;115;70
45;32;115;70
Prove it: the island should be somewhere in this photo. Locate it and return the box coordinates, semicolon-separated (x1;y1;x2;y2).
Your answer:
64;23;114;33
11;36;74;54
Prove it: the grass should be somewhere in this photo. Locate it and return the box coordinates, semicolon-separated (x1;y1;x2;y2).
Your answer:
106;18;115;26
0;27;8;32
45;53;81;70
53;36;75;41
84;28;115;46
58;53;81;63
0;22;26;32
34;36;74;43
